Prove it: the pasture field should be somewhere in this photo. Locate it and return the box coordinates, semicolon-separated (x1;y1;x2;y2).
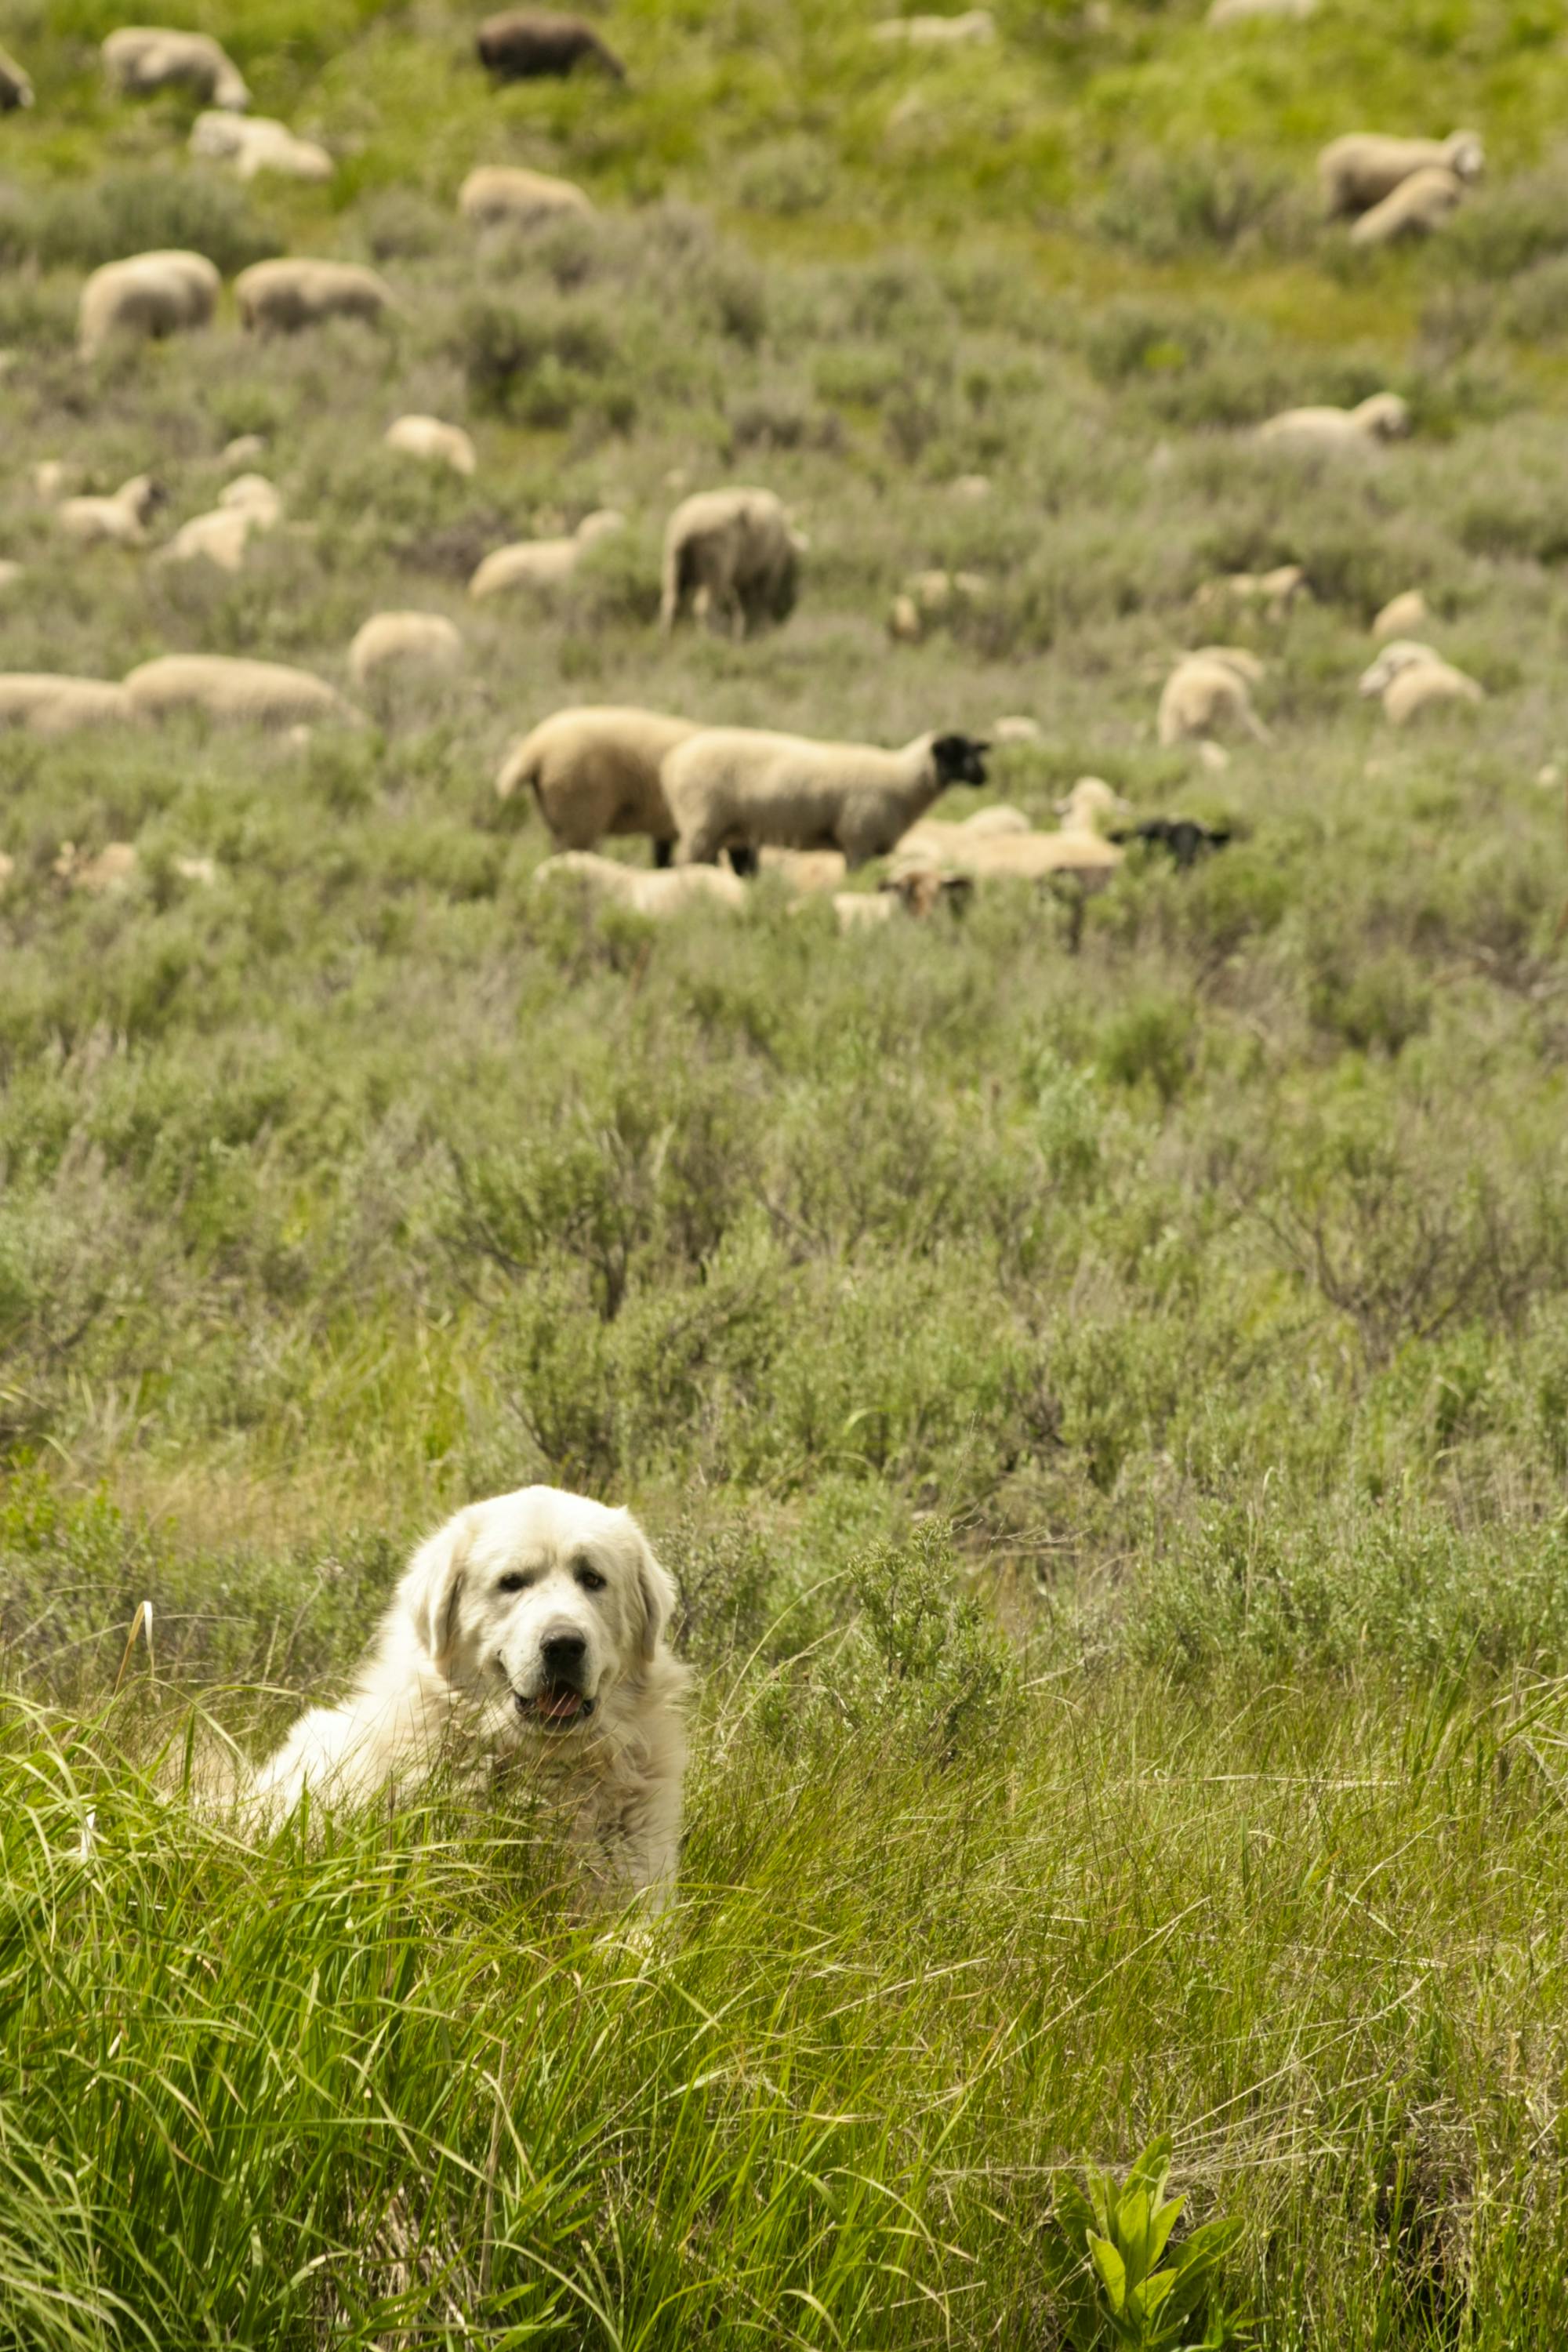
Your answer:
4;0;1568;2343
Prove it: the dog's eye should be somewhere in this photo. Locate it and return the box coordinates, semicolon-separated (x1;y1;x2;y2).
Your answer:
495;1571;532;1594
575;1566;607;1594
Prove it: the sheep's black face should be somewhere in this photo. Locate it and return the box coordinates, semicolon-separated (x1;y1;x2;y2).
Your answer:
932;734;990;790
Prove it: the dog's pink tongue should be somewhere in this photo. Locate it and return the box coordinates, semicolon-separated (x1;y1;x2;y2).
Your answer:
539;1689;583;1720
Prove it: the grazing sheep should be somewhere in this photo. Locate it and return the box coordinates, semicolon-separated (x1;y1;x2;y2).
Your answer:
1208;0;1314;20
496;707;699;862
459;165;595;229
1359;641;1485;724
1348;165;1465;247
1159;650;1272;748
477;9;626;79
123;655;362;730
662;729;990;869
992;714;1041;743
190;111;332;183
221;433;267;468
348;612;464;689
759;847;848;895
871;10;996;42
469;510;624;601
1372;589;1429;641
1110;817;1232;870
55;840;139;895
1196;563;1310;621
895;804;1031;861
887;568;989;644
1318;130;1483;218
57;474;165;549
103;27;249;109
0;47;34;108
235;260;395;336
158;474;281;572
660;488;806;638
385;415;477;475
78;250;221;359
534;852;747;918
1054;778;1133;831
1257;394;1410;451
0;675;139;735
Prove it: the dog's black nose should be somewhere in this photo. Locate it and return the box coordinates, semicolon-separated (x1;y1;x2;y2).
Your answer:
541;1628;587;1675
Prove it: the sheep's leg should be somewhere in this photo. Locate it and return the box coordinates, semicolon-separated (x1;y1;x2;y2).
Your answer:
674;825;724;867
726;845;757;878
1242;707;1274;745
652;838;673;869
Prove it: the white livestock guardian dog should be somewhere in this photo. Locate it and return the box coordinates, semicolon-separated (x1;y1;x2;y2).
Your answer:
249;1487;691;1910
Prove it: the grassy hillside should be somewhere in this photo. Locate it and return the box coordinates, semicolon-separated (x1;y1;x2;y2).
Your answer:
3;1;1568;2344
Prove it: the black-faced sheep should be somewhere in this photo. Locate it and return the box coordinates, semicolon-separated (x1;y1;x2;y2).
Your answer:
475;10;626;81
103;27;249;111
662;729;989;868
660;488;806;638
78;250;221;360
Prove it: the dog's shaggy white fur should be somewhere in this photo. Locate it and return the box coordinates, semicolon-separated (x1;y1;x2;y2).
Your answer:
248;1487;691;1909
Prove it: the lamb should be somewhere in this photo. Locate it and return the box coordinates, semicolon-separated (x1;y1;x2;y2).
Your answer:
895;803;1031;860
1256;393;1410;451
158;474;281;572
1159;649;1272;748
78;249;221;359
103;27;249;110
870;10;996;43
0;676;139;735
476;11;626;80
459;165;595;230
887;568;989;644
468;511;624;601
1372;589;1428;641
1318;130;1483;218
662;729;990;869
1195;563;1311;621
495;706;699;862
1358;641;1485;724
234;260;395;336
1348;165;1465;248
534;853;748;919
660;488;806;638
0;47;33;108
384;416;477;475
1054;778;1133;831
190;111;332;183
57;474;165;549
122;655;363;730
348;612;465;689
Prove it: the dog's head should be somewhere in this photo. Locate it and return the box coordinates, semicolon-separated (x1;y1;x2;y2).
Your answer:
400;1486;676;1733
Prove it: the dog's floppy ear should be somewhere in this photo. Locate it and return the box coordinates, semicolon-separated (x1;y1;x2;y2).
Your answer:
622;1515;678;1664
403;1507;477;1668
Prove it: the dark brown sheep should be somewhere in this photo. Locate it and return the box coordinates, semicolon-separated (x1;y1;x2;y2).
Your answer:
476;10;626;80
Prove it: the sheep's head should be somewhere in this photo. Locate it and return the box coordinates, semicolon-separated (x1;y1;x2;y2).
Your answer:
930;733;990;789
123;475;169;524
1446;131;1485;183
1356;394;1411;441
1359;641;1439;696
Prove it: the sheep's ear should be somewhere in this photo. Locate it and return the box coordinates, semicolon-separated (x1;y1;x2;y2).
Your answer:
622;1516;678;1664
403;1508;477;1666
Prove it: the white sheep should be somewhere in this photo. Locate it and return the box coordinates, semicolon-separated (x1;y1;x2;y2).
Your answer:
348;612;464;689
1159;649;1272;748
1348;165;1465;247
662;729;991;868
534;851;749;919
1054;778;1133;831
870;10;996;43
158;474;281;572
759;846;848;894
887;568;989;644
190;111;332;183
1318;130;1483;217
1371;589;1429;641
122;655;363;730
1196;562;1311;621
1207;0;1315;21
495;706;699;859
1358;641;1485;724
55;840;139;895
0;46;33;108
1256;393;1410;451
659;488;806;637
0;675;139;735
384;416;477;476
103;27;249;110
459;165;594;230
992;714;1041;743
895;803;1031;861
469;510;624;601
57;474;164;549
234;260;395;336
78;250;221;360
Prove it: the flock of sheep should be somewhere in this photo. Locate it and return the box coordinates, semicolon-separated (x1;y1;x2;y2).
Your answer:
0;17;1510;932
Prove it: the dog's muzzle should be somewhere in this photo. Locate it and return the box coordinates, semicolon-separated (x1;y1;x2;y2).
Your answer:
513;1626;596;1730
